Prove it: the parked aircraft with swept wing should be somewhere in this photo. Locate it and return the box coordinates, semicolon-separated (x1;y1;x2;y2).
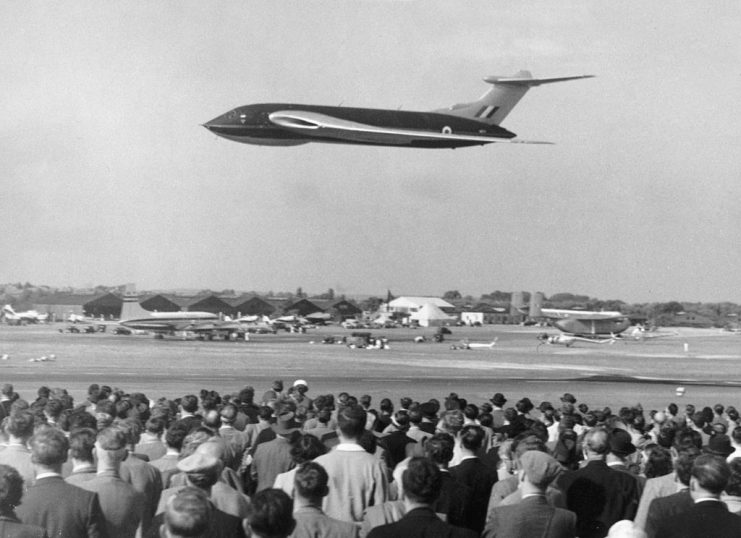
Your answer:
118;295;242;339
512;292;631;337
2;305;48;324
203;71;593;149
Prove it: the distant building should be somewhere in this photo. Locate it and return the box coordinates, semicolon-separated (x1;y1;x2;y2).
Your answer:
229;294;281;318
139;294;234;317
309;298;362;321
385;297;455;315
33;293;123;320
181;295;234;316
283;298;325;317
668;311;715;328
457;303;510;325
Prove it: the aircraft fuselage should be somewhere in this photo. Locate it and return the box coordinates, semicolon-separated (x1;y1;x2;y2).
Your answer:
553;316;631;336
204;103;516;148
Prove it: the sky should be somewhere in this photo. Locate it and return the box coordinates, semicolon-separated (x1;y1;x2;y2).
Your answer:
2;1;740;303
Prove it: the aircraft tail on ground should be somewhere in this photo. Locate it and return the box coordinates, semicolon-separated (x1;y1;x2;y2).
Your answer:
120;294;152;321
441;71;594;125
510;291;526;317
529;291;545;318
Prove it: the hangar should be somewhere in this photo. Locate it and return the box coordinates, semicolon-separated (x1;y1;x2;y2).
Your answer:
33;293;123;320
283;298;362;322
230;294;283;318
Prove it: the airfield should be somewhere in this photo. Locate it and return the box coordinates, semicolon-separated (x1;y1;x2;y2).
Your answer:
0;324;739;412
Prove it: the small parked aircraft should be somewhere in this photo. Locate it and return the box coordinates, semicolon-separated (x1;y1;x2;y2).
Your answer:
204;70;593;149
1;305;48;324
451;338;498;350
627;326;679;341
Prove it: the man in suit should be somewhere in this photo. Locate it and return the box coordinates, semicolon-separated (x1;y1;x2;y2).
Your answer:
489;393;507;429
0;464;47;538
291;462;359;538
252;410;299;492
634;428;702;530
558;427;641;538
643;446;700;538
655;454;741;538
76;426;145;538
65;428;98;487
117;418;162;537
423;433;470;527
378;412;416;472
15;427;106;538
173;395;203;433
0;411;36;488
150;423;188;489
218;403;252;468
483;451;576;538
367;457;476;538
449;424;498;533
135;417;167;462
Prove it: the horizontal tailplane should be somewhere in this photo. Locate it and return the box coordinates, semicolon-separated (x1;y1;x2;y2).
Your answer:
441;70;594;126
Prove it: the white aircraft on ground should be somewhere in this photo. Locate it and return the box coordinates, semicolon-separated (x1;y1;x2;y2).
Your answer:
627;326;679;341
451;338;498;350
1;305;48;324
67;312;107;323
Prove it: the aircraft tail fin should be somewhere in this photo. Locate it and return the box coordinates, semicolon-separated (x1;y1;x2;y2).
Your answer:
510;291;527;317
529;291;545;319
441;71;594;125
120;294;152;321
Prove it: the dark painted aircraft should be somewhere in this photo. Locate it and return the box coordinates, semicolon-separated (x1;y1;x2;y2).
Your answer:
203;71;593;149
512;291;631;338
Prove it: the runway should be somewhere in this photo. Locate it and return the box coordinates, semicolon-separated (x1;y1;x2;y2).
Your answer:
0;324;739;412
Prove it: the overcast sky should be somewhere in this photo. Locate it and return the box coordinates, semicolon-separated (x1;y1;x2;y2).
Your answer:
2;1;740;303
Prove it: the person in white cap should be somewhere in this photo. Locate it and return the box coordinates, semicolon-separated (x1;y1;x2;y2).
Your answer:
291;380;312;414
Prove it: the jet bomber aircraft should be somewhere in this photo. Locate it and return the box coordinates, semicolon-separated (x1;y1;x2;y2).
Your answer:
203;70;593;149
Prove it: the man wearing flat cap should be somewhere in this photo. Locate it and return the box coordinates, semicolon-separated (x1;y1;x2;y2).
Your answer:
156;449;250;520
483;451;576;538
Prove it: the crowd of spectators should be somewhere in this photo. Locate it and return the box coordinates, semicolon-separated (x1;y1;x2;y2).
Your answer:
0;379;739;537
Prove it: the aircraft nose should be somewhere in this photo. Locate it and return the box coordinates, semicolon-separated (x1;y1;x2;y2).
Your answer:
203;109;239;132
202;114;223;132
